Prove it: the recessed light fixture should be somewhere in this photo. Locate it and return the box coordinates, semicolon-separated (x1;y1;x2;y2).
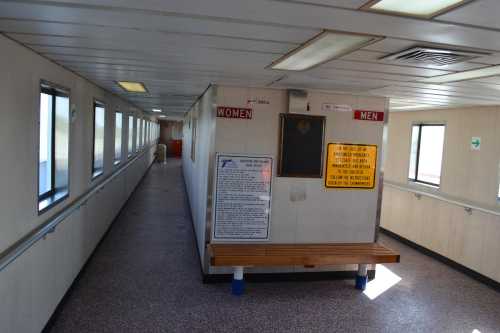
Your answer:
420;65;500;84
268;30;383;71
116;81;148;93
152;108;162;113
159;115;166;118
361;0;475;19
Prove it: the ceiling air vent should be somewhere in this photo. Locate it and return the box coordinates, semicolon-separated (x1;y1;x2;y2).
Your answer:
380;47;488;67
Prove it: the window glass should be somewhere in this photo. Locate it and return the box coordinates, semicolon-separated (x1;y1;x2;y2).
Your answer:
55;96;70;188
115;112;122;164
409;124;445;186
136;118;141;151
128;116;134;156
39;93;53;196
93;102;105;178
38;85;70;212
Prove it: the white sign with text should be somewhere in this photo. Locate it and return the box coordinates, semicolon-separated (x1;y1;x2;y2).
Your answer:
213;154;273;241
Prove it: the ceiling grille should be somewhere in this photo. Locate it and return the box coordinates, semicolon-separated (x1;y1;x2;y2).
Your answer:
380;47;488;66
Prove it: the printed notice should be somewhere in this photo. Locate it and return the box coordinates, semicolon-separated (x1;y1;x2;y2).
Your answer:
325;143;377;189
213;154;273;241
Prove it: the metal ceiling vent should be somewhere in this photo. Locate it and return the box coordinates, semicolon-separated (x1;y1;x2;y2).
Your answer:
380;47;487;66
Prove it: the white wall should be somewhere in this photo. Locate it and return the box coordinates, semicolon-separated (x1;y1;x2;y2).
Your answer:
215;86;387;244
381;107;500;284
0;34;157;333
182;86;216;270
182;85;387;274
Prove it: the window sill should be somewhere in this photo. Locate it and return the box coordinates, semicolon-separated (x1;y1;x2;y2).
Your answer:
92;170;103;180
408;180;440;192
38;189;69;215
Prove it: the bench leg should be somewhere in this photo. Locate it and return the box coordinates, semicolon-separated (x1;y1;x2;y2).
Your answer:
232;266;245;296
355;264;368;291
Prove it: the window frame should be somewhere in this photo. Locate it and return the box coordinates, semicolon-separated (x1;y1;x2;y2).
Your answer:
136;118;141;152
92;100;106;180
128;115;134;158
114;110;123;166
408;123;446;188
38;81;71;214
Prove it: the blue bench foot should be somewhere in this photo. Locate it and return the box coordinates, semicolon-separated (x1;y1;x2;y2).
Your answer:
232;278;245;295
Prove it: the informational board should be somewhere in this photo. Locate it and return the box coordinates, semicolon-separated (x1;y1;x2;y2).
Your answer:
325;143;377;189
213;154;273;241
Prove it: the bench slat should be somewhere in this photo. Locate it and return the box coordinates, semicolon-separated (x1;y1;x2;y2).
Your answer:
208;243;400;267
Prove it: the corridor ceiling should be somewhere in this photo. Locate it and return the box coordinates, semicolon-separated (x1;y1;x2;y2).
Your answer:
2;0;500;118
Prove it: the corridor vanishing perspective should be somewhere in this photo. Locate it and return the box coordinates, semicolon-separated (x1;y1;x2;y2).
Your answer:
44;160;500;333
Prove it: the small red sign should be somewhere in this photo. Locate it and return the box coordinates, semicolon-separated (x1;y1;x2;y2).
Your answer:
217;106;253;119
353;110;385;122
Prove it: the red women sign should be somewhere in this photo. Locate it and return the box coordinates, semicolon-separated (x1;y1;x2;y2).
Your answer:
217;106;253;119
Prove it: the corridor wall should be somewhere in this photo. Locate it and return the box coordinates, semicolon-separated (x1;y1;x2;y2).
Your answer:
381;107;500;284
0;34;158;333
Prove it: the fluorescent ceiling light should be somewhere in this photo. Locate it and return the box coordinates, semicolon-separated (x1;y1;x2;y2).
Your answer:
116;81;147;93
269;30;382;71
159;115;166;118
420;65;500;83
152;108;162;113
361;0;474;18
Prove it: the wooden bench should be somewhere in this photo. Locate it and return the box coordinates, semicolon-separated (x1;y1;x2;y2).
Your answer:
208;243;400;295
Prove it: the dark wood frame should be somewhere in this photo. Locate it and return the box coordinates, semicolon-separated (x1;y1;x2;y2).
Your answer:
277;113;326;178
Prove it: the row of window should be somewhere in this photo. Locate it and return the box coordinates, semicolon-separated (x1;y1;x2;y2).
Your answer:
38;82;159;213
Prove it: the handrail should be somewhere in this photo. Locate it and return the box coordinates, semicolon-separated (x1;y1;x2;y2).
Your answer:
384;180;500;217
0;145;156;273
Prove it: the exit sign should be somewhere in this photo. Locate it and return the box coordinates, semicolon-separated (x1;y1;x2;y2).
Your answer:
353;110;385;122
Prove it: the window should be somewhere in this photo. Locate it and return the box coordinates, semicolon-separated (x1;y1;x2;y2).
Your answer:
408;124;446;187
128;115;134;157
115;112;122;165
92;101;105;179
136;118;141;151
38;83;70;212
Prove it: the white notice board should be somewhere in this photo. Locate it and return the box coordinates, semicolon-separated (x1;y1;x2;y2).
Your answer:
213;154;273;241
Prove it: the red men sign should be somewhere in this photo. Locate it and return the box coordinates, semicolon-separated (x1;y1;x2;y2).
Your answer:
217;106;253;119
353;110;385;122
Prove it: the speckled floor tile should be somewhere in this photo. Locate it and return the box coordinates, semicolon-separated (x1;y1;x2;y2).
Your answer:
44;159;500;333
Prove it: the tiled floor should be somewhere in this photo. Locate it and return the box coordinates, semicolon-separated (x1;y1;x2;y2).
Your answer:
44;160;500;333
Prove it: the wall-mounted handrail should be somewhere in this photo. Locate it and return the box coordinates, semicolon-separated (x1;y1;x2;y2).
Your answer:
0;145;157;273
384;180;500;217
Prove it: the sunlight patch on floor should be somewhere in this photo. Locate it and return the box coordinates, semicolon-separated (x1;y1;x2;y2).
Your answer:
363;264;402;300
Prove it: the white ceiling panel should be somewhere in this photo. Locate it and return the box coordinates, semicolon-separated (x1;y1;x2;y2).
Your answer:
2;0;500;116
437;0;500;29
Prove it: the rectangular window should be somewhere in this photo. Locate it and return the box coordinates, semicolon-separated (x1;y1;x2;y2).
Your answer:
146;121;150;145
128;116;134;157
136;118;141;151
408;124;446;187
38;83;70;212
92;101;105;179
114;112;122;165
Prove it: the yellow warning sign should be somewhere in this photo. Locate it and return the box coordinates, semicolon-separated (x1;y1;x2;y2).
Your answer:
325;143;377;189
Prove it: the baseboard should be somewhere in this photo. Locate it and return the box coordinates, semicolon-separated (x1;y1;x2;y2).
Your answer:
203;270;376;284
380;227;500;292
